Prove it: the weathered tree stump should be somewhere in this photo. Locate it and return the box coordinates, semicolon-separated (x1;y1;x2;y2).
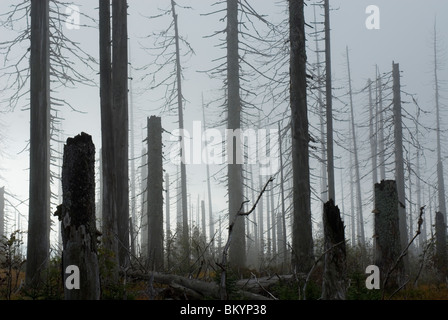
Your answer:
56;132;100;300
374;180;404;290
321;199;347;300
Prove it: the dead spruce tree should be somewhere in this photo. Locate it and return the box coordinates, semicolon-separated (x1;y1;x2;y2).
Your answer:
290;0;314;273
56;132;100;300
99;0;130;275
26;0;51;289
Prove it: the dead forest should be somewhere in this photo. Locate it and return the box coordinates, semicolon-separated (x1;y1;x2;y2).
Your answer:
0;0;447;301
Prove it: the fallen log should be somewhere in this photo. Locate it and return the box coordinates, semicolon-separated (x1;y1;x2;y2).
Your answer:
125;271;271;300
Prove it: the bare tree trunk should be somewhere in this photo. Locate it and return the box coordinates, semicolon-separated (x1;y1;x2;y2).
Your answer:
324;0;335;202
129;56;137;260
171;0;190;264
313;5;327;204
290;0;314;273
26;0;51;288
227;0;246;269
376;68;386;181
58;133;100;300
369;78;378;186
434;21;447;224
112;0;130;270
99;0;119;281
147;116;164;270
321;200;346;300
374;180;405;290
392;62;409;271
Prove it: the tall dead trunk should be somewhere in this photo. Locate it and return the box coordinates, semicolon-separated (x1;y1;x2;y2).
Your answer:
26;0;51;288
58;133;100;300
147;116;164;270
290;0;314;273
112;0;130;270
171;0;190;264
227;0;246;269
376;69;386;181
99;0;119;281
321;200;346;300
374;180;405;290
324;0;335;202
392;62;409;271
434;21;447;224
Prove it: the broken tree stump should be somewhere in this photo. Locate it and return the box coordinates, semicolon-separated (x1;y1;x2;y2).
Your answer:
321;199;347;300
56;132;100;300
374;180;405;290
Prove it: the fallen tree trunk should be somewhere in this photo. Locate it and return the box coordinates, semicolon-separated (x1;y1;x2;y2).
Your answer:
126;271;271;300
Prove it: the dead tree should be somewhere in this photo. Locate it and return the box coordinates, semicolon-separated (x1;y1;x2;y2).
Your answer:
435;211;447;278
147;116;164;270
290;0;314;273
321;200;347;300
26;0;51;288
392;62;409;271
374;180;405;290
56;132;100;300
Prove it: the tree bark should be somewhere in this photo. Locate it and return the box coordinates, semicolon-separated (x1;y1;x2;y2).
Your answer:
58;132;100;300
289;0;314;273
374;180;405;290
26;0;51;288
321;200;347;300
147;116;164;270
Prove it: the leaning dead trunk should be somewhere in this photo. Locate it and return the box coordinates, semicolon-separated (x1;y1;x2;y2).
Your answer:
374;180;404;290
57;132;100;300
321;200;346;300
